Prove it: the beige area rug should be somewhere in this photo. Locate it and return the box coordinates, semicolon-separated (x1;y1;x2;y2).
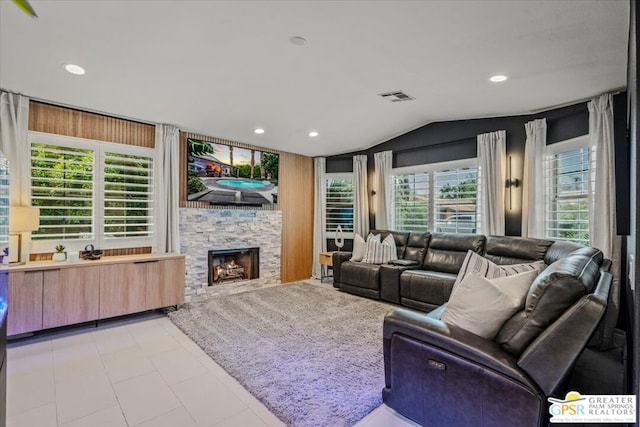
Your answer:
168;281;395;427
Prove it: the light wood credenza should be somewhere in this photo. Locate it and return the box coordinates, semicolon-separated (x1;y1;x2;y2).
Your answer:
7;253;185;336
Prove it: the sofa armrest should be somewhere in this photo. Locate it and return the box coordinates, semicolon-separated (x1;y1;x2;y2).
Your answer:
383;308;538;391
517;271;611;395
331;251;353;287
379;264;417;304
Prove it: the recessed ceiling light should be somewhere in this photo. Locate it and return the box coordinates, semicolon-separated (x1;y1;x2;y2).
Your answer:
254;128;265;134
489;74;508;83
309;131;319;137
289;36;308;46
64;64;85;75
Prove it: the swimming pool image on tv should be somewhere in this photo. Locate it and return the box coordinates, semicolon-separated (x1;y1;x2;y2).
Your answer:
215;179;274;191
186;137;279;206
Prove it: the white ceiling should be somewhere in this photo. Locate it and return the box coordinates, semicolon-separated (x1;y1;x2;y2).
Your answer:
0;0;630;157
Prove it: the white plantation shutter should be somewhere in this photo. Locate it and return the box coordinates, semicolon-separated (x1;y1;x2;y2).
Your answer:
433;167;478;234
391;160;478;234
29;132;155;250
325;175;354;235
103;152;153;239
31;143;95;240
392;172;430;232
544;137;593;246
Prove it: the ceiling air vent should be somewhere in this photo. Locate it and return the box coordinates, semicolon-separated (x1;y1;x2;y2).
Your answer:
378;91;415;102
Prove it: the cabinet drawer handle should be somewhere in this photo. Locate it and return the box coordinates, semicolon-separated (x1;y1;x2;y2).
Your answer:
133;260;160;264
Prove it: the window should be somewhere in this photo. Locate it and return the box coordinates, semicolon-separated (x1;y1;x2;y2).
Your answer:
433;168;478;234
103;152;153;239
391;159;478;233
31;143;95;241
325;174;354;236
29;132;154;251
392;172;429;232
544;136;593;245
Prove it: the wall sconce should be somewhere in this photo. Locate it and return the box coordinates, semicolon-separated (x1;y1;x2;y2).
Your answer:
505;156;520;210
9;206;40;264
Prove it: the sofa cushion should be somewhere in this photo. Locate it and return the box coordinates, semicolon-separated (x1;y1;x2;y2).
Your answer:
404;233;430;265
341;261;381;290
543;240;585;265
400;270;458;307
362;234;382;263
370;230;410;258
442;270;537;339
350;234;367;262
452;250;545;298
497;249;604;356
382;235;399;263
422;233;486;274
484;236;553;265
362;234;398;264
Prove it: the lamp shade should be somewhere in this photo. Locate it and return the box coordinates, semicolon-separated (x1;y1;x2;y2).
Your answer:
9;206;40;233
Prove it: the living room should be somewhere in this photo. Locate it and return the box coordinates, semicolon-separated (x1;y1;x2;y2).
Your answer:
0;1;638;427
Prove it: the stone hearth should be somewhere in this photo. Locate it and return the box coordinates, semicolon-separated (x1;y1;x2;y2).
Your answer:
180;208;282;301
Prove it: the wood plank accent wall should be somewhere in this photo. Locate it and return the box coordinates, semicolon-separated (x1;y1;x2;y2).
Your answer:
278;153;314;283
28;101;155;258
179;131;314;282
29;101;155;147
26;103;314;281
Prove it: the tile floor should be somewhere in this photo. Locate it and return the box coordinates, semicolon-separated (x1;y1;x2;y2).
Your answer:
6;309;417;427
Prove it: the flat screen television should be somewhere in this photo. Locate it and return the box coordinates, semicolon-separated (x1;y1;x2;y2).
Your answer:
186;138;279;206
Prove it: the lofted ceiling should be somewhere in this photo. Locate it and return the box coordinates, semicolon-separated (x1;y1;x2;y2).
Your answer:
0;0;630;157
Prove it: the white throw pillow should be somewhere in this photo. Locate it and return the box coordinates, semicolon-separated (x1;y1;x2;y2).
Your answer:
486;269;539;308
381;234;398;263
350;234;367;262
361;234;383;264
441;272;531;340
362;234;399;264
452;250;545;298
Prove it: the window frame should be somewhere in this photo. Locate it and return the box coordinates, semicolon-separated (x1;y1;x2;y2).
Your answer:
29;131;155;253
391;158;478;233
543;134;593;246
325;172;355;239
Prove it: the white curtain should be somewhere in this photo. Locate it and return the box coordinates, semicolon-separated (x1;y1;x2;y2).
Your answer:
0;91;30;206
373;150;392;230
312;157;327;279
353;154;369;236
589;94;617;258
153;125;180;253
521;118;547;237
477;130;506;235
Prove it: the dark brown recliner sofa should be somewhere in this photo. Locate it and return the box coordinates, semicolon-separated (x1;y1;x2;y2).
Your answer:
332;230;584;312
332;230;430;300
382;246;611;427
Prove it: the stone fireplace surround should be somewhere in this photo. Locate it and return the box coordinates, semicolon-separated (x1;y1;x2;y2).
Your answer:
180;208;282;302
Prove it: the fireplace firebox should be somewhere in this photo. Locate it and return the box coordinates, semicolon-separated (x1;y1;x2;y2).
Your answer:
208;247;259;285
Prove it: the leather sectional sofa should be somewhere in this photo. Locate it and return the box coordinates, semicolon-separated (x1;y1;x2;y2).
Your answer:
332;230;616;426
332;230;589;312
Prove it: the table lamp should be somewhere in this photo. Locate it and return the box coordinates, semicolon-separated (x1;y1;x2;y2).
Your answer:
9;206;40;264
